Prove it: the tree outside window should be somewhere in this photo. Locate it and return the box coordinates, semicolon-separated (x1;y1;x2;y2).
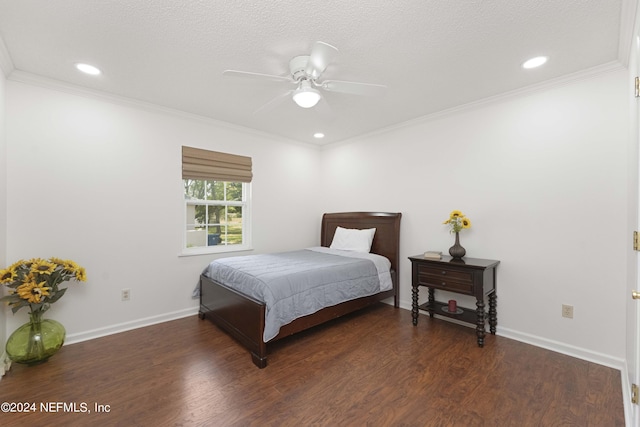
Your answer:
184;180;248;250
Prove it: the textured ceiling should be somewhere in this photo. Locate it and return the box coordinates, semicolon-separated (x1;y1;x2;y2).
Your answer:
0;0;631;145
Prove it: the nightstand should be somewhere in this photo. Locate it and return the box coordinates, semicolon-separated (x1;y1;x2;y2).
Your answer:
409;255;500;347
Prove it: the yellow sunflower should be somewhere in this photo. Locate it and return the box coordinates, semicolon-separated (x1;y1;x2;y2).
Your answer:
22;272;36;283
63;259;80;272
0;257;87;314
50;257;67;267
443;210;472;233
0;267;17;284
16;281;51;304
30;259;57;276
24;258;41;268
9;260;25;270
75;267;87;282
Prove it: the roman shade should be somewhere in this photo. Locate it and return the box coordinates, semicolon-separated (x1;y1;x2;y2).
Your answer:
182;146;252;183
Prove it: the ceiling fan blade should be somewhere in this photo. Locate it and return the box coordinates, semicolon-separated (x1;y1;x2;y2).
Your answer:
305;41;339;79
253;90;294;114
320;80;387;96
223;70;292;84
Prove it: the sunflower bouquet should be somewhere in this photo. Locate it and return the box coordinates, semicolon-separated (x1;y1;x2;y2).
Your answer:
0;258;87;315
443;210;472;233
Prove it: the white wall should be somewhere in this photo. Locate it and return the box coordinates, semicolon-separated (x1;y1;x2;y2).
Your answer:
4;81;322;342
2;66;631;369
320;68;630;366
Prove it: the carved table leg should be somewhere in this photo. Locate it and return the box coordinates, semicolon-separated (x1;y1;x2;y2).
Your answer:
476;298;486;347
428;288;435;318
488;292;497;335
412;284;419;325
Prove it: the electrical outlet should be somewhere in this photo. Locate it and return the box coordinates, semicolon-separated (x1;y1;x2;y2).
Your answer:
562;304;573;319
121;289;131;301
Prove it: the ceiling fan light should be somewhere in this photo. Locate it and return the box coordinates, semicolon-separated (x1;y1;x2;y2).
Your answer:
292;82;321;108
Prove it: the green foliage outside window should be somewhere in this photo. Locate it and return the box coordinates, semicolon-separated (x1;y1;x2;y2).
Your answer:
184;180;245;247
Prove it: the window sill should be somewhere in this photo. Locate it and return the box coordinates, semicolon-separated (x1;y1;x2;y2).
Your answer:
179;245;254;257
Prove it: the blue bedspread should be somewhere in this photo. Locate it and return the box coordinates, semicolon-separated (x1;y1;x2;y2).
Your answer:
204;247;389;341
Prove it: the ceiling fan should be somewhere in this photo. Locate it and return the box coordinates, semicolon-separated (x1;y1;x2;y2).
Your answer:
223;41;387;112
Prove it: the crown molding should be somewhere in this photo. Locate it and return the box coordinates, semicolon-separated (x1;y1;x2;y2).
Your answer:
618;0;639;67
323;60;625;150
7;60;625;153
8;70;319;150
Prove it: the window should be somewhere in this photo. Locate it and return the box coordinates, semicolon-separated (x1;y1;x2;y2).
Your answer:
182;146;252;254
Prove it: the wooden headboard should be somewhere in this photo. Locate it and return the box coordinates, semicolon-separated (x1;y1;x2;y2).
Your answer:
320;212;402;276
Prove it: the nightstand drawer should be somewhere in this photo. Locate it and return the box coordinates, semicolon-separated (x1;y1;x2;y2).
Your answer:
417;265;473;293
417;265;472;283
417;274;473;293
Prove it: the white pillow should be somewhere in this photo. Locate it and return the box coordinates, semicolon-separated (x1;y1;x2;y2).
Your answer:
330;227;376;253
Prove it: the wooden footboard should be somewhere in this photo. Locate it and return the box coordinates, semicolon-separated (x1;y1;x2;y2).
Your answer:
199;274;267;367
199;211;402;368
199;271;396;368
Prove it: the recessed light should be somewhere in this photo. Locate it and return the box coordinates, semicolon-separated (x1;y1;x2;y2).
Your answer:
522;56;548;69
75;63;101;75
313;133;325;139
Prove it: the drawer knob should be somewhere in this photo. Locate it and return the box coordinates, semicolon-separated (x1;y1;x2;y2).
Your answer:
441;282;446;286
441;271;447;275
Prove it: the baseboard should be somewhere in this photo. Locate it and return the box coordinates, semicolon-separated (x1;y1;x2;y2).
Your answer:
397;299;629;424
0;351;11;380
0;308;199;379
64;307;200;345
620;361;633;427
497;327;625;370
396;300;625;370
75;300;623;370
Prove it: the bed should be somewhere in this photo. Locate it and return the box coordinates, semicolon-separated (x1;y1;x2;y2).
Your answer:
198;211;402;368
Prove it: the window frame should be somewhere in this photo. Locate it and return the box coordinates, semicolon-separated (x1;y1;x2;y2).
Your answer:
181;180;252;256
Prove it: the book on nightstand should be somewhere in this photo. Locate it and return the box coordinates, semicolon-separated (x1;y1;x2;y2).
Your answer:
423;251;442;259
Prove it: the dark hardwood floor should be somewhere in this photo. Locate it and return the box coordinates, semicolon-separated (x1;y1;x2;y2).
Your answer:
0;304;625;426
